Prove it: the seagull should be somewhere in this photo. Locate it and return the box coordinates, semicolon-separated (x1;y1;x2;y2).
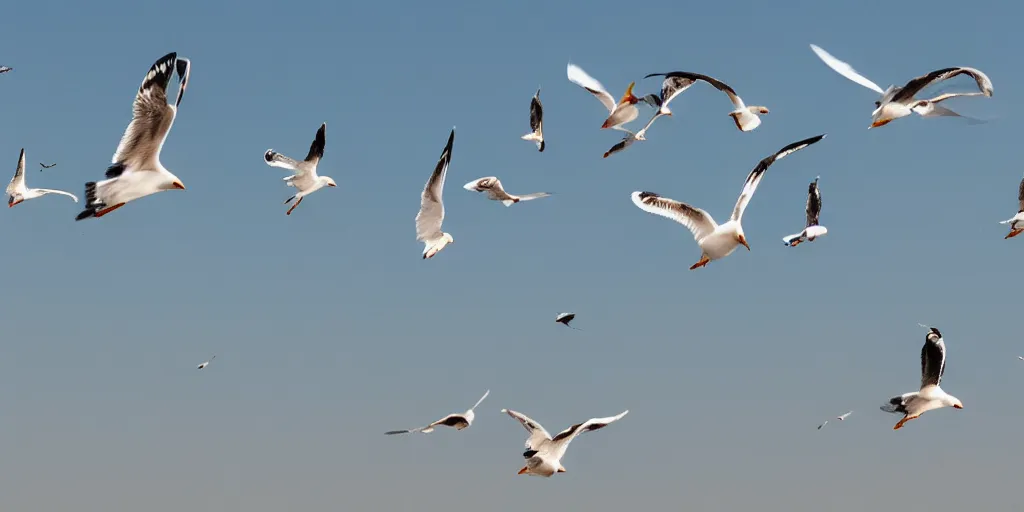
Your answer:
817;420;828;430
416;128;455;259
881;325;964;430
630;134;826;269
643;72;769;132
782;176;828;247
75;52;190;221
555;312;580;330
1000;176;1024;239
385;390;490;435
463;176;550;207
39;162;56;170
0;66;11;74
521;88;545;152
567;63;642;132
1018;356;1023;361
501;408;628;477
197;355;216;370
809;44;993;128
837;411;853;421
631;74;700;140
264;123;336;215
7;149;78;207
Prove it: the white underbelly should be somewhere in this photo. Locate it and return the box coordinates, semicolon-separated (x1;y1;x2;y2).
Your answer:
101;170;166;205
701;230;740;260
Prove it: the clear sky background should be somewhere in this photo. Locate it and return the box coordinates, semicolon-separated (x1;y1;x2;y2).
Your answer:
1;0;1022;510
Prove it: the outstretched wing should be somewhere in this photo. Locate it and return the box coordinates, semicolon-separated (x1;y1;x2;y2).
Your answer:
646;71;743;109
110;52;181;172
731;134;826;222
893;67;993;104
1017;176;1024;213
304;123;327;165
7;148;26;196
529;89;543;132
631;191;717;241
805;178;822;228
567;63;617;113
920;327;946;389
809;44;886;95
548;410;629;459
415;129;454;242
501;409;552;449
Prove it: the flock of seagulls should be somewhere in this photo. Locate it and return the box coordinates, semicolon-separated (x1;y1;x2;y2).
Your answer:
0;40;1008;478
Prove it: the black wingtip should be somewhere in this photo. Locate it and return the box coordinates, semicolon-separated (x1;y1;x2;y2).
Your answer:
75;182;101;221
636;191;658;200
538;141;545;152
105;163;126;179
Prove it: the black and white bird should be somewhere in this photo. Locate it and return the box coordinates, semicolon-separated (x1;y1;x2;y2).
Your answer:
197;355;216;370
463;176;550;206
881;325;964;430
0;66;12;74
567;63;643;132
501;408;628;477
809;44;992;128
76;52;190;220
7;149;78;207
782;176;828;247
415;129;456;259
817;411;852;430
521;88;545;152
631;135;826;269
999;176;1024;239
385;390;490;435
555;312;579;329
264;123;336;215
643;71;769;132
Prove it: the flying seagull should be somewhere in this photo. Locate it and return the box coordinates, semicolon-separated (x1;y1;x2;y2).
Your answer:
643;71;769;132
39;162;56;170
817;411;853;430
501;408;628;477
782;176;828;247
809;44;992;128
463;176;550;206
555;312;580;330
264;122;336;215
385;390;490;435
75;52;190;220
416;128;455;259
7;149;78;207
1000;175;1024;239
630;134;826;269
521;88;545;152
197;355;216;370
0;66;12;74
630;74;700;140
880;325;963;430
566;63;642;132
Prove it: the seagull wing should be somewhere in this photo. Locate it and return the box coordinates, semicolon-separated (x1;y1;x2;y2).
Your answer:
1018;176;1024;213
548;410;629;460
304;123;327;166
469;390;490;411
809;44;886;95
920;327;946;389
501;409;552;449
34;189;79;203
7;148;26;196
806;178;821;228
893;67;993;104
631;191;717;241
529;89;543;132
567;63;617;113
415;129;454;242
731;134;826;223
111;52;182;172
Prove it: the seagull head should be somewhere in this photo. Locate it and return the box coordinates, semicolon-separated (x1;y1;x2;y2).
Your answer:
952;398;964;409
323;177;337;188
443;232;454;245
736;232;750;251
163;177;186;191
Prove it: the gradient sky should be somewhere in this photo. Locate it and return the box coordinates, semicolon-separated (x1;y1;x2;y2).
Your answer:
2;0;1022;510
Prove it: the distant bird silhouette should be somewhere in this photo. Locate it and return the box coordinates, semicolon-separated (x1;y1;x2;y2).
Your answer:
39;162;56;171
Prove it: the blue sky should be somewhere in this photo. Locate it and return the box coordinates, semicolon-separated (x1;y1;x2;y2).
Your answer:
1;0;1022;510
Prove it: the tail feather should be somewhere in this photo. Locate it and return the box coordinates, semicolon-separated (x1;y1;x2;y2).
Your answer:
502;199;516;207
74;182;102;221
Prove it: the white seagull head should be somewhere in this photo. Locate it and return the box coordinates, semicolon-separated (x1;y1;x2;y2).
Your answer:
322;176;337;188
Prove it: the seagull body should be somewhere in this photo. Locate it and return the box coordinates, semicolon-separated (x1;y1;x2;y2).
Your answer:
521;88;545;152
555;312;579;329
881;326;963;430
264;123;336;215
809;44;993;128
783;176;828;247
631;134;826;269
416;129;456;259
385;390;490;435
643;72;769;132
501;408;628;477
837;411;853;421
197;355;216;370
1000;176;1024;239
7;149;78;207
76;52;190;221
0;66;12;74
567;63;641;132
463;176;550;207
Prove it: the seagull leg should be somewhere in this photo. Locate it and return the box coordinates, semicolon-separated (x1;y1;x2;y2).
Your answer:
1005;228;1023;240
789;239;802;247
94;203;126;218
286;196;303;216
893;415;918;430
689;255;710;270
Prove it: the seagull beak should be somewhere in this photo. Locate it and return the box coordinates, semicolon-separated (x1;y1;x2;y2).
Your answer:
518;466;529;475
954;404;963;409
738;236;750;251
328;183;336;187
172;181;186;190
870;119;891;129
556;467;566;473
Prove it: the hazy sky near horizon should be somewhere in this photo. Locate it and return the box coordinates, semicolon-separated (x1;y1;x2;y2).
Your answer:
2;0;1023;510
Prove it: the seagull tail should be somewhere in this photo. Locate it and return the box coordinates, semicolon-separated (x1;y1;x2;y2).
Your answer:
74;182;100;221
502;199;516;207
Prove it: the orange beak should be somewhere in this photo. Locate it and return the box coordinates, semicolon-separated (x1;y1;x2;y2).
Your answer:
870;119;892;128
738;236;750;251
518;466;529;475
